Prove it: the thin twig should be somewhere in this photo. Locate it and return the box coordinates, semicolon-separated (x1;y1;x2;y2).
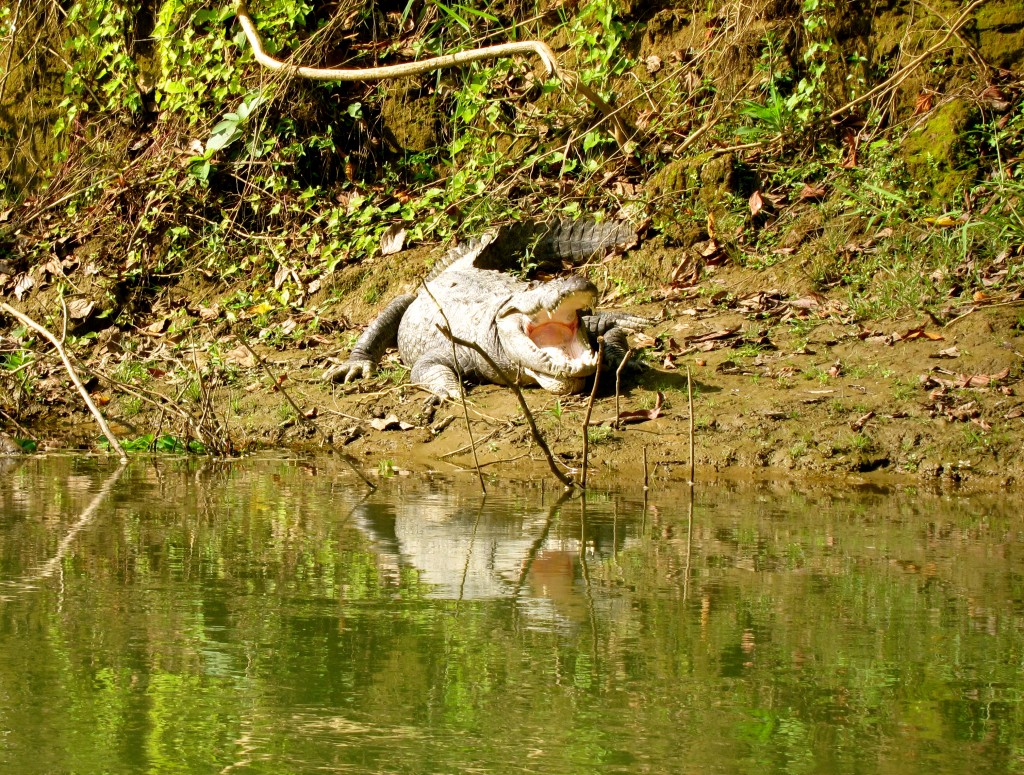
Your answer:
1;302;126;461
419;282;486;494
580;337;604;489
437;323;577;490
234;333;377;491
613;347;633;431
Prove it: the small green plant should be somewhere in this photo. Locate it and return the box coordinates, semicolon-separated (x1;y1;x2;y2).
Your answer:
378;458;396;477
850;432;873;452
586;425;613;445
102;434;205;454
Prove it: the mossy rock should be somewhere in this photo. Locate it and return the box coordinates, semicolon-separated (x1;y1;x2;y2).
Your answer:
379;85;441;154
900;99;976;201
648;152;734;205
975;1;1024;69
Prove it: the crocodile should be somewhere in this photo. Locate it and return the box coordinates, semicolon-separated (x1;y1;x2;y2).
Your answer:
325;219;649;401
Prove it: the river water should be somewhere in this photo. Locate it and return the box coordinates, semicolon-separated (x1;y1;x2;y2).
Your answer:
0;456;1021;773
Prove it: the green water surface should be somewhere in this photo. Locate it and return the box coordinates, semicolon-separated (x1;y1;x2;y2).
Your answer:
0;457;1021;774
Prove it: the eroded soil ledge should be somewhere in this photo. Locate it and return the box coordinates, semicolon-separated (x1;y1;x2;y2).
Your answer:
11;249;1023;493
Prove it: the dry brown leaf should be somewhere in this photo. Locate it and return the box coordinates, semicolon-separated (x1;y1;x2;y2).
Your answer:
850;411;875;431
224;345;257;368
142;318;169;336
749;190;763;217
369;413;415;431
609;391;664;425
913;91;934;115
67;298;95;320
799;183;826;201
380;224;407;256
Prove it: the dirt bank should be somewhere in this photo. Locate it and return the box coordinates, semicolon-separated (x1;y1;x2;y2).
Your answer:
6;243;1021;492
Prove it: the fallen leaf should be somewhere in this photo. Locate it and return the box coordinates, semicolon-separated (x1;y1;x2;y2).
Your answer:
224;345;257;368
913;91;934;115
749;190;763;217
380;224;407;256
850;411;875;431
688;327;739;344
645;54;662;73
799;183;826;200
369;413;415;431
142;317;169;336
67;298;95;320
604;392;664;426
960;366;1010;388
13;274;33;301
274;264;290;290
924;214;960;228
841;127;859;168
930;346;960;359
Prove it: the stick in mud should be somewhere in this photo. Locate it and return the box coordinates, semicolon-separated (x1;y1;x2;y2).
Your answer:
580;337;604;490
419;282;486;495
613;347;633;431
436;324;578;491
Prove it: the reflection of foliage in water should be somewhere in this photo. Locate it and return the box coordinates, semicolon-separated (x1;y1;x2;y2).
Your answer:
0;458;1021;773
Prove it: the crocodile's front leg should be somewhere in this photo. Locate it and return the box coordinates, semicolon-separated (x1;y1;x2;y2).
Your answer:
409;356;463;402
582;311;651;370
325;294;415;383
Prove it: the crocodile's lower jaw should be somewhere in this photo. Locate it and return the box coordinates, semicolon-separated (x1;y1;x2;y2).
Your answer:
525;370;586;395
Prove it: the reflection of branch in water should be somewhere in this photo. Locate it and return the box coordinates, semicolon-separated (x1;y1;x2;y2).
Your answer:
0;463;127;599
683;486;694;601
510;491;571;603
578;497;599;650
455;499;486;611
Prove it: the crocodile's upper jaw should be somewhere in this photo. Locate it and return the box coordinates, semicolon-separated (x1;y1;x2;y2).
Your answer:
496;279;599;394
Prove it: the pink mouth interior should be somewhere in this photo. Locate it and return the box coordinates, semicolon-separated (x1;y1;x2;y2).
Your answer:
528;320;577;349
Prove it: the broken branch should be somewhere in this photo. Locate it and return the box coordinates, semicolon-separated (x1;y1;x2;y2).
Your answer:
1;302;126;461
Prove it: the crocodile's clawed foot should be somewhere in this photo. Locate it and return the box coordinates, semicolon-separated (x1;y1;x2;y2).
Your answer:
324;359;376;384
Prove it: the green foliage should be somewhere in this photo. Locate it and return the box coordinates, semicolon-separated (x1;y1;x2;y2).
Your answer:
102;434;206;453
57;0;143;134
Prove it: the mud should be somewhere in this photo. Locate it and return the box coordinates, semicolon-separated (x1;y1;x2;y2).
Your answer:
16;252;1022;493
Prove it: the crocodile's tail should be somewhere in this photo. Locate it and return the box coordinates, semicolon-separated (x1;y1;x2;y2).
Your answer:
425;218;638;280
496;218;638;264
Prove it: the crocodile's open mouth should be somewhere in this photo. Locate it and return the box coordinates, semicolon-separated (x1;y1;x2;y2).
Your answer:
495;277;599;394
519;288;596;393
525;289;592;364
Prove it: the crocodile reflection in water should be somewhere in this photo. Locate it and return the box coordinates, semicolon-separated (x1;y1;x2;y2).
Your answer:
350;495;626;623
